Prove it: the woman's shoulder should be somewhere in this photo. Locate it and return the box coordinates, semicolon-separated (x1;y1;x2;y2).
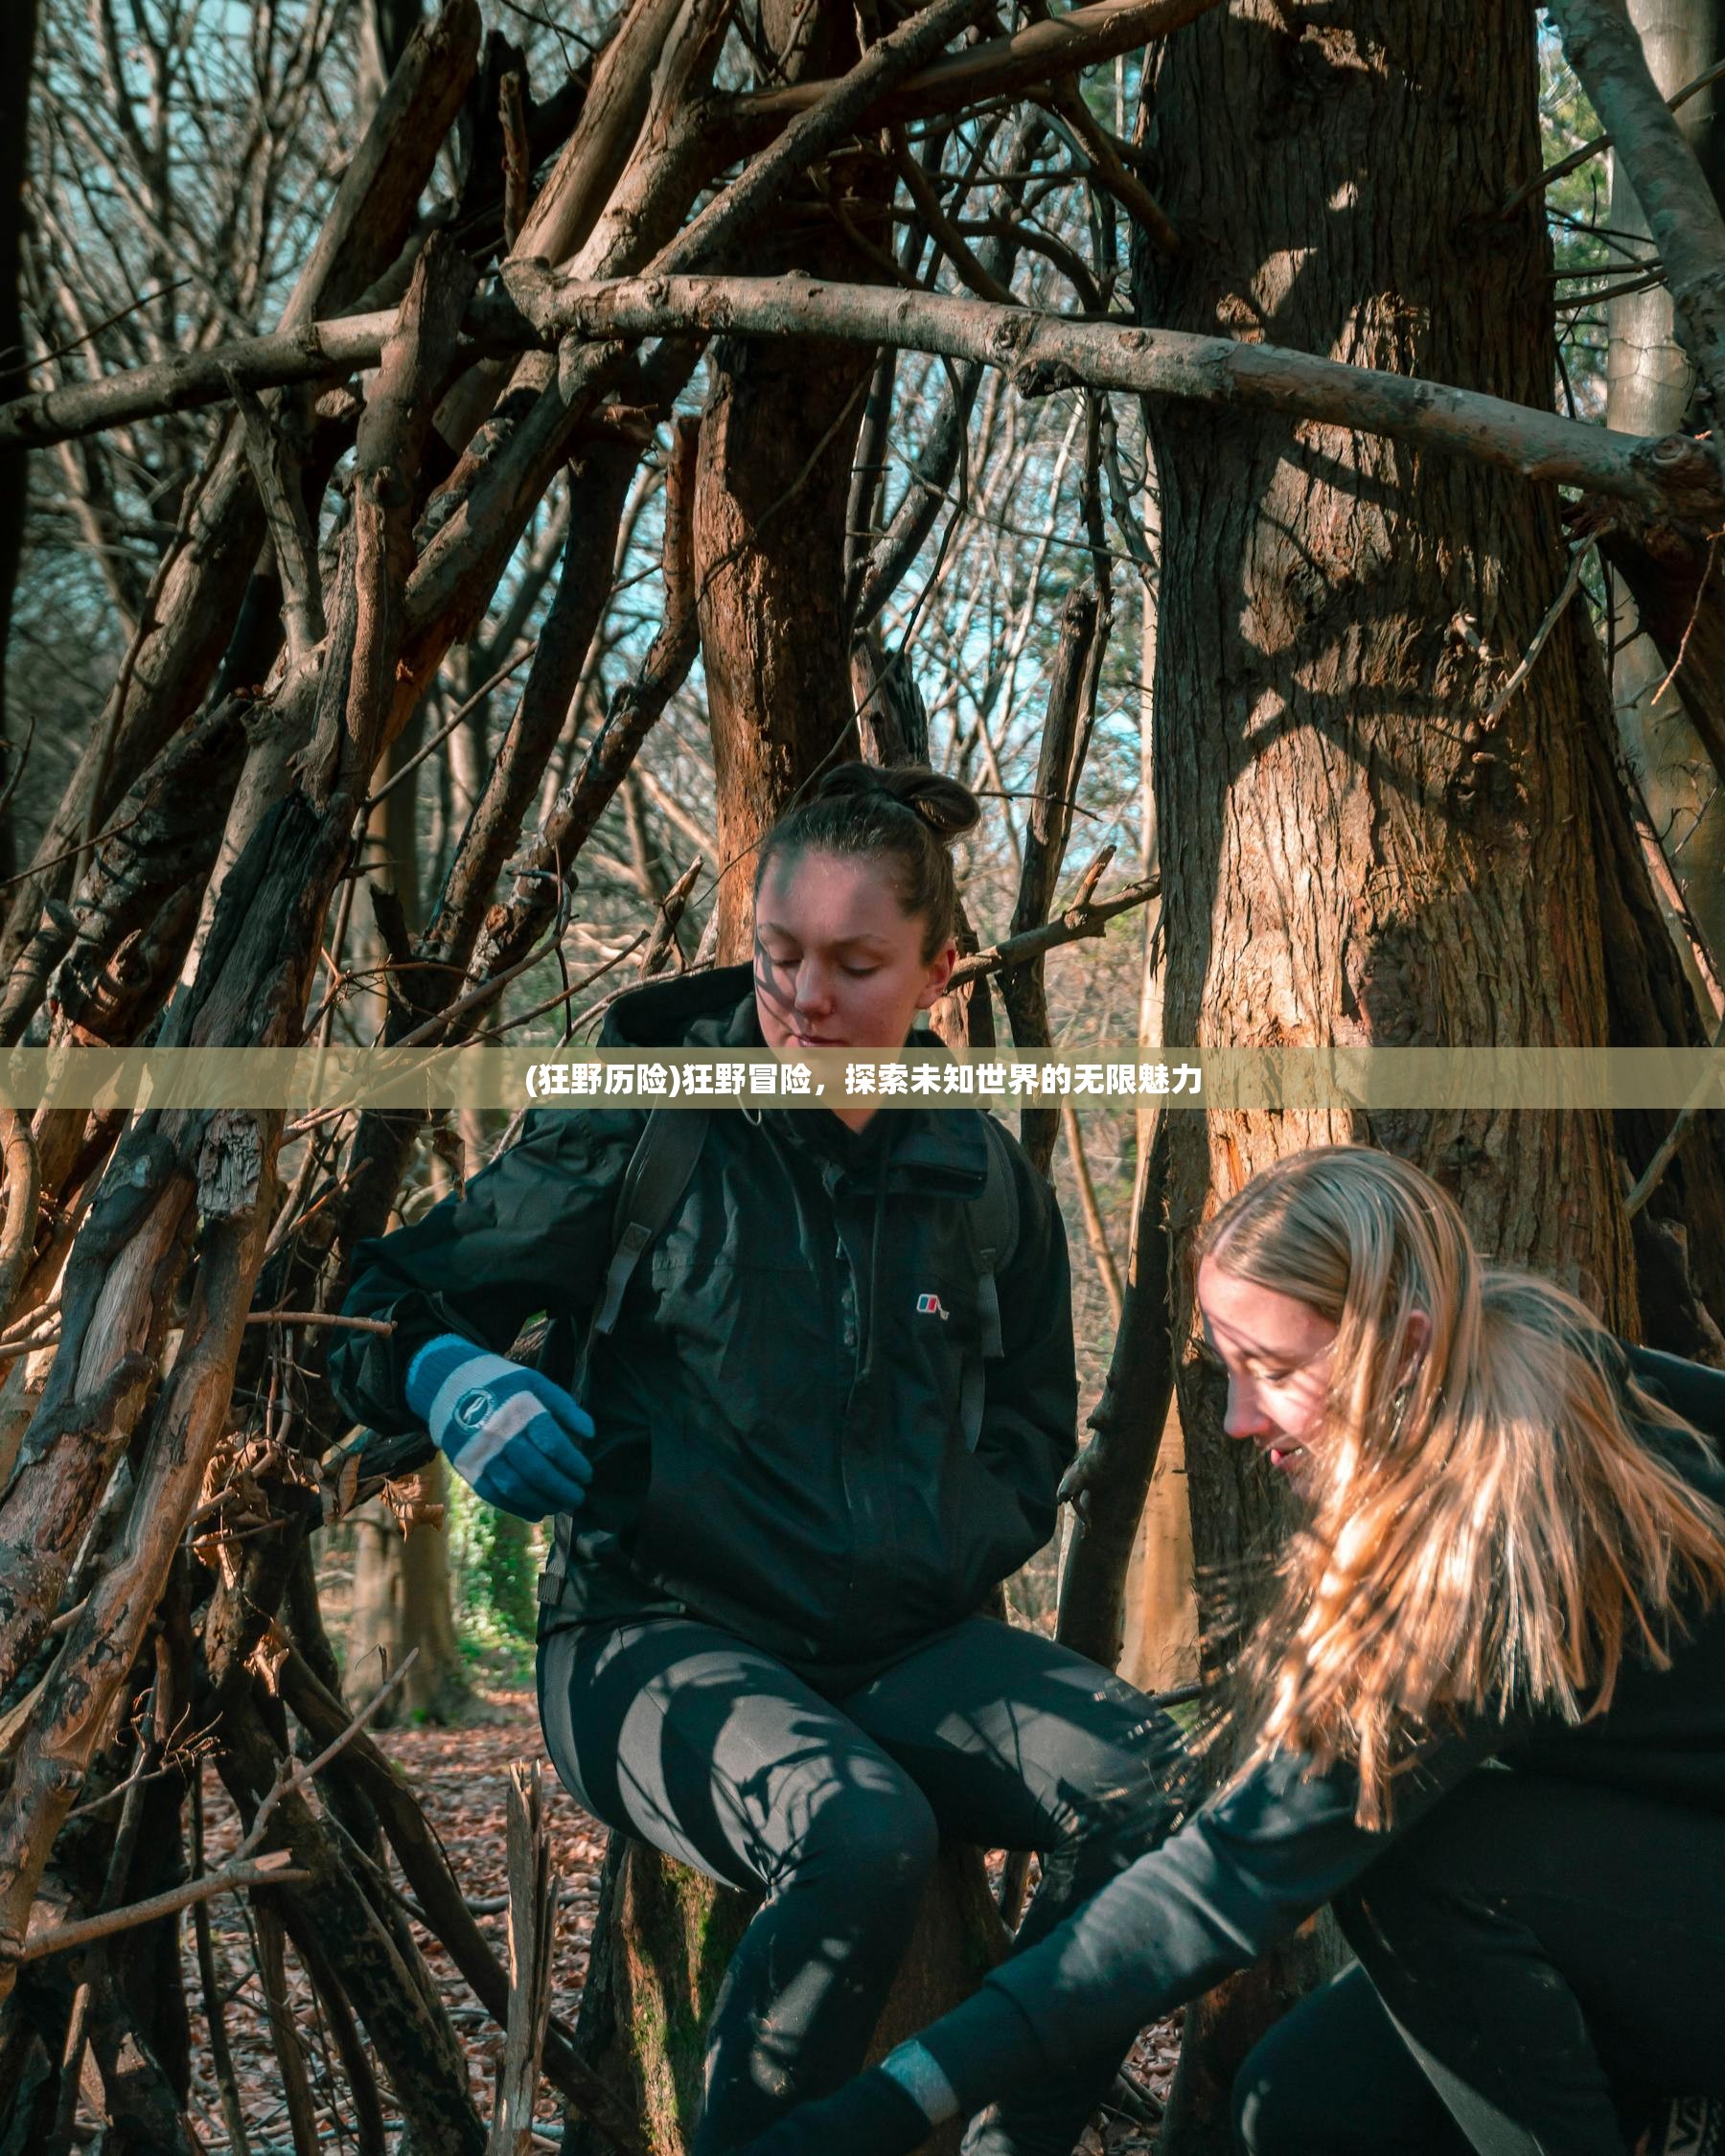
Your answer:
503;1102;654;1181
1622;1342;1725;1429
1620;1342;1725;1492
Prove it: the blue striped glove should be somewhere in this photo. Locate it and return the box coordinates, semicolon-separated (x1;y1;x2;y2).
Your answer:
404;1334;594;1523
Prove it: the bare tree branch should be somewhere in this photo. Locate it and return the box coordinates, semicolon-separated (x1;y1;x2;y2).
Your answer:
15;271;1720;525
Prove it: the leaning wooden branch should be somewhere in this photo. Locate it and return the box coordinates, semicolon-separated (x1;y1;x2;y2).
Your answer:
510;275;1725;518
19;274;1719;525
949;867;1161;988
726;0;1223;135
0;313;510;449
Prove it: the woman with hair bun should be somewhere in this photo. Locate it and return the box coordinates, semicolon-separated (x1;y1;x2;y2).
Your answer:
330;763;1188;2155
735;1144;1725;2156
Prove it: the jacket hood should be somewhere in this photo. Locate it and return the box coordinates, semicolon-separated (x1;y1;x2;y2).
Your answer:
596;962;989;1196
598;963;762;1050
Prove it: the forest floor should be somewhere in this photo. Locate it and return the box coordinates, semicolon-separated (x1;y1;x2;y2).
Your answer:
185;1672;1178;2152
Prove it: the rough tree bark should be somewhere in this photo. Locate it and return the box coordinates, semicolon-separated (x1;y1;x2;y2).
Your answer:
1132;5;1644;2145
695;7;891;963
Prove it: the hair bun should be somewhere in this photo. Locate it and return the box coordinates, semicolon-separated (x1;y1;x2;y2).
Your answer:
815;762;980;843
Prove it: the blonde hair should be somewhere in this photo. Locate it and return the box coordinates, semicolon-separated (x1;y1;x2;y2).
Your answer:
1201;1145;1725;1825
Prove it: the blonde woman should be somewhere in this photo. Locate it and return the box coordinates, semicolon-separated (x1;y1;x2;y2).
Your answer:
737;1145;1725;2156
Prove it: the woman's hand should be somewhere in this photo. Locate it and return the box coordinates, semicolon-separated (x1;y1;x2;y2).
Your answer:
732;2067;936;2156
404;1335;593;1522
1058;1434;1114;1526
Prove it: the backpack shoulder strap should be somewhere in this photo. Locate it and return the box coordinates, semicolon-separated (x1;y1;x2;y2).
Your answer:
590;1107;710;1341
959;1113;1021;1452
971;1112;1020;1364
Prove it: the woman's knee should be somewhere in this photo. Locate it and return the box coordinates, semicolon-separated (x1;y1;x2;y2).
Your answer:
1230;1967;1460;2156
774;1766;940;1905
1231;2020;1334;2156
1233;2027;1328;2147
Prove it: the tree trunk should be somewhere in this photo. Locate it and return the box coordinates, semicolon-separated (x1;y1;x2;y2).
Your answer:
1134;6;1640;2145
695;5;887;964
565;1836;1003;2156
344;1459;470;1726
1606;0;1725;967
1117;1405;1200;1697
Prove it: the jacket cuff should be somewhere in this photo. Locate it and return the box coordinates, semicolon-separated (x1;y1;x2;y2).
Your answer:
404;1333;490;1422
917;1980;1057;2119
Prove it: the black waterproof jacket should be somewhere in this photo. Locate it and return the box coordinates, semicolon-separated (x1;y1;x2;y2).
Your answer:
939;1344;1725;2072
327;968;1077;1681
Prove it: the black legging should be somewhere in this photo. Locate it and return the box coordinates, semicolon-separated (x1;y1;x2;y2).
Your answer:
537;1613;1184;2155
1234;1771;1725;2156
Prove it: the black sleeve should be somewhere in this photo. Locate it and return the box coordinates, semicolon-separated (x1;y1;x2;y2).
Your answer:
973;1142;1079;1541
326;1107;642;1434
921;1731;1496;2106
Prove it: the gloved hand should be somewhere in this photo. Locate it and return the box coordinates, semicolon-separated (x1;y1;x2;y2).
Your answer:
731;2068;935;2156
404;1333;593;1523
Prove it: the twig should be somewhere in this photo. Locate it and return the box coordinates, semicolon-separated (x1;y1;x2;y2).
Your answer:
1626;1013;1725;1218
888;127;1016;306
1499;53;1725;218
1628;772;1725;1018
10;1850;310;1965
1648;527;1723;708
505;929;651;1045
1061;1095;1123;1326
1479;535;1598;729
80;432;223;861
243;1310;397;1333
242;1651;421;1858
0;810;146;890
948;871;1160;987
487;1762;559;2156
636;859;702;980
254;1896;321;2156
1030;78;1181;257
0;710;34;821
191;1770;252;2156
363;641;540;811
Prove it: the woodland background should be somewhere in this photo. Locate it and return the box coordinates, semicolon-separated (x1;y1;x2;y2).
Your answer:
2;0;1724;2151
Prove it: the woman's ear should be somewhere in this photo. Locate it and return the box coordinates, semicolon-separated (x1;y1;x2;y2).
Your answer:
1399;1309;1432;1378
916;939;958;1009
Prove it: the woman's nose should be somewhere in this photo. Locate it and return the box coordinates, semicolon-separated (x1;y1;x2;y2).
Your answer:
1222;1375;1270;1440
794;961;834;1013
